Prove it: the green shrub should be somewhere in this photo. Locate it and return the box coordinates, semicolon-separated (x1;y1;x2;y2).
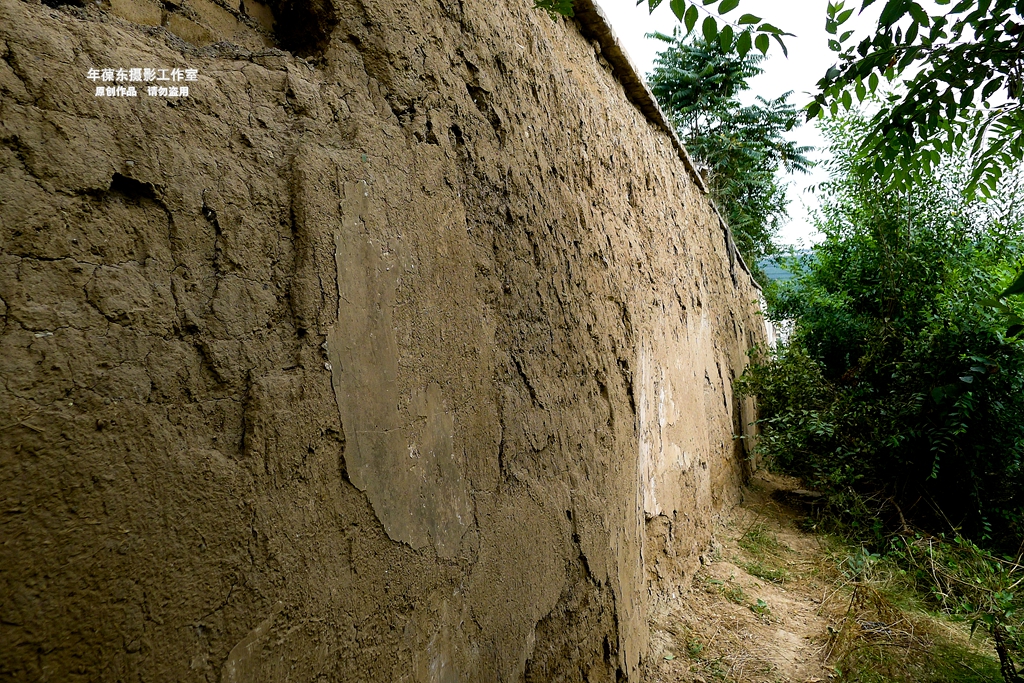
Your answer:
738;116;1024;551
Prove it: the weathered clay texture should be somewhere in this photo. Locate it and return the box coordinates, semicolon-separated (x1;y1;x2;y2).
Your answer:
0;0;765;679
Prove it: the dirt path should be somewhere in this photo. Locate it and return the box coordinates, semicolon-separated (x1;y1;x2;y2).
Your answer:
647;472;839;683
645;472;1008;683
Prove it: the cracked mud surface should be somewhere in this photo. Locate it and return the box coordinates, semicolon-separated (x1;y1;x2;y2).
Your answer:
0;0;765;679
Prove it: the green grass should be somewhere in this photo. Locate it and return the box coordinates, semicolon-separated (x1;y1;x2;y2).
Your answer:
824;539;1009;683
749;598;771;620
740;558;791;584
738;522;790;556
722;583;747;605
834;639;1002;683
736;521;792;585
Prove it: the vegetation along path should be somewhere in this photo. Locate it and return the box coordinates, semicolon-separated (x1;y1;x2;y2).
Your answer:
645;473;1005;683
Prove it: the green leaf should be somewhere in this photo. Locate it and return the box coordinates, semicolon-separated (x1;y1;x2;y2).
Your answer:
755;32;770;54
981;78;1002;100
684;4;699;32
1000;269;1024;298
669;0;686;20
719;23;734;51
869;72;879;91
979;298;1010;312
719;0;739;13
736;29;752;57
772;32;788;57
738;13;761;24
907;1;929;25
879;0;909;26
533;0;574;17
702;15;718;42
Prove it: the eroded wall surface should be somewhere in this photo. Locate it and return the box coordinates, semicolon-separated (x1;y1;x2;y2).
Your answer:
0;0;765;679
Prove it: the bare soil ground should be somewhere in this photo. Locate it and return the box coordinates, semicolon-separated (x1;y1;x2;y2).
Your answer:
645;472;1001;683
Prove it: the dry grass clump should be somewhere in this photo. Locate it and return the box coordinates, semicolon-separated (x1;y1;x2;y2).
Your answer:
822;571;1003;682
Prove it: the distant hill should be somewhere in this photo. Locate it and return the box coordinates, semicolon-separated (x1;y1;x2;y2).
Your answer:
759;249;814;282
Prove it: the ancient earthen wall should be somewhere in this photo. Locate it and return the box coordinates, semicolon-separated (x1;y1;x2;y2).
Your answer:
0;0;765;679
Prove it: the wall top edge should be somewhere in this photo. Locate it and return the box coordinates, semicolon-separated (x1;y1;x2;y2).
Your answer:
569;0;760;290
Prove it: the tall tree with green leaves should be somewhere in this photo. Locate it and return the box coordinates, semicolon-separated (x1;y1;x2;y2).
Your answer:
744;114;1024;547
647;36;812;268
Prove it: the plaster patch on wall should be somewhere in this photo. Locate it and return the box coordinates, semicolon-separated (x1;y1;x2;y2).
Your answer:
326;181;473;556
637;341;660;520
405;591;469;683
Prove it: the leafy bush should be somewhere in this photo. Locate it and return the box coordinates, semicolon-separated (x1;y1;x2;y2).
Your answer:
737;115;1024;551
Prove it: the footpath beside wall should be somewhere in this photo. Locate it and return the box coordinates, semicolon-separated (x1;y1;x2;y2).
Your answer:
0;0;765;679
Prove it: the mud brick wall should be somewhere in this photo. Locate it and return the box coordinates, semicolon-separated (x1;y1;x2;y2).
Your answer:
0;0;765;679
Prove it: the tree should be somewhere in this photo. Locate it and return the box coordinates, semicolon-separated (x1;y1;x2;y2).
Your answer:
647;36;812;268
746;113;1024;548
810;0;1024;197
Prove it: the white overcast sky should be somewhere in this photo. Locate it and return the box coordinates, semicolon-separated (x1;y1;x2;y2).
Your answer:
592;0;883;247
